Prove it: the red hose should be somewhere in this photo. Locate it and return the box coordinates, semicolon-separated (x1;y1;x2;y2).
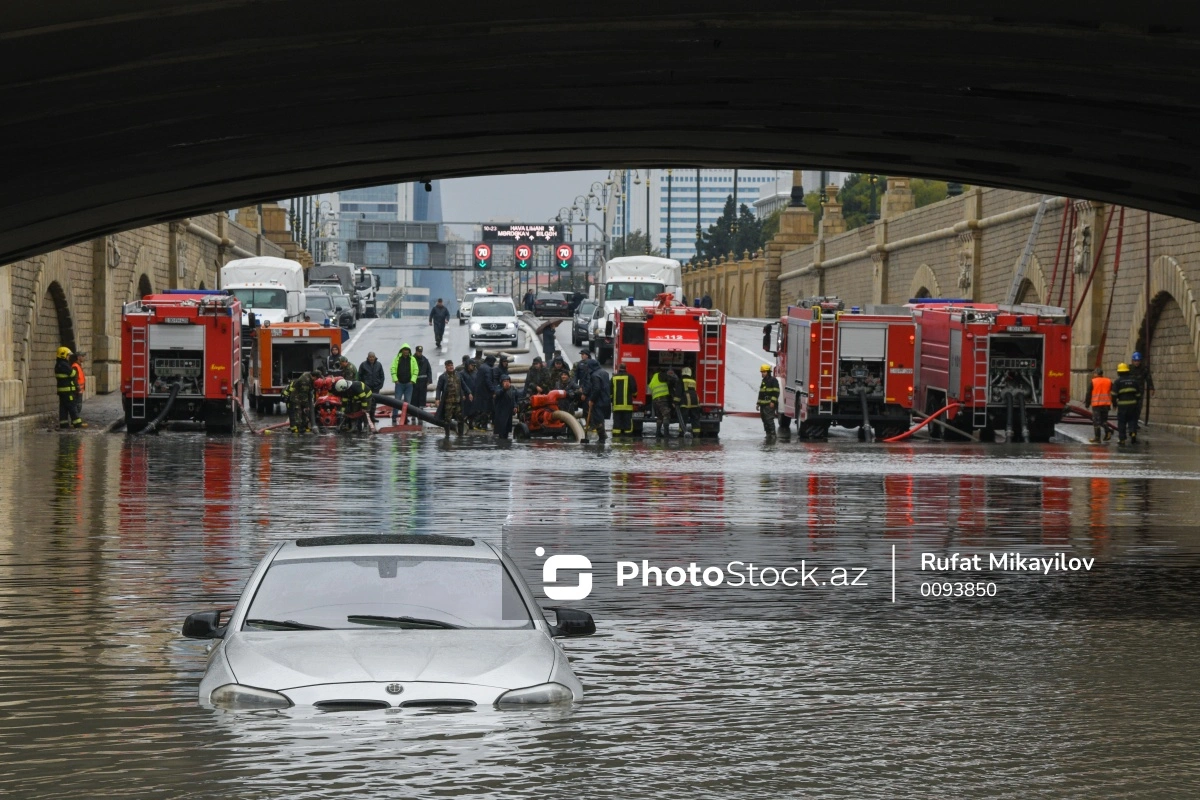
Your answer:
882;402;961;442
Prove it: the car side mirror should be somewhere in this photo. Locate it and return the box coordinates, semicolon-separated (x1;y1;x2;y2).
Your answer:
762;324;776;355
545;606;596;637
182;609;226;639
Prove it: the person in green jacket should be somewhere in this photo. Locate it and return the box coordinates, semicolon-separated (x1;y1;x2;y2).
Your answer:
391;343;417;424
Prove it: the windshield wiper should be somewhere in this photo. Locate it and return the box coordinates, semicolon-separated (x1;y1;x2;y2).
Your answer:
244;618;328;631
346;614;461;630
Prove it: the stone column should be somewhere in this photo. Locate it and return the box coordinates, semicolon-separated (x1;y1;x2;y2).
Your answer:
0;265;22;416
763;189;816;317
880;177;915;220
952;188;983;302
91;238;122;393
820;185;847;238
870;220;889;304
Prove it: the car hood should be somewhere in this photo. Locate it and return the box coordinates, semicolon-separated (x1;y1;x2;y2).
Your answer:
224;629;556;690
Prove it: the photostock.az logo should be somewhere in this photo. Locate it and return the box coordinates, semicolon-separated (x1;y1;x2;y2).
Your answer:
536;547;592;601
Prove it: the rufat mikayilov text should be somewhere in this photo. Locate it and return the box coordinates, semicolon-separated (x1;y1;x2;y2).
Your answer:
922;552;1096;575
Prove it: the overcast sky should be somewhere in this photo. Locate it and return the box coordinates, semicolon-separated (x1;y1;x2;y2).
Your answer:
440;170;610;224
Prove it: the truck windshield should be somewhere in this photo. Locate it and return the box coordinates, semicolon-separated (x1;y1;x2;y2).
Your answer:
229;288;286;309
472;301;515;317
606;282;665;302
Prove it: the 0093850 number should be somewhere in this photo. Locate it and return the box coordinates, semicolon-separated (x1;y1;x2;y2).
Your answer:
920;582;997;598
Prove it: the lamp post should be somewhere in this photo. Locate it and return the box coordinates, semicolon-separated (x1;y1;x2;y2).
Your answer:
666;168;673;260
867;174;879;223
695;168;702;265
631;169;650;254
588;177;616;288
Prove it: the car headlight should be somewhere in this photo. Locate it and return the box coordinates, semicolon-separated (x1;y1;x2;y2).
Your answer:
495;682;574;708
504;322;516;329
470;323;483;332
210;683;293;710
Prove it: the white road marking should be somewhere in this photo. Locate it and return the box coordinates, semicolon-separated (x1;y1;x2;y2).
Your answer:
340;317;383;358
726;337;772;368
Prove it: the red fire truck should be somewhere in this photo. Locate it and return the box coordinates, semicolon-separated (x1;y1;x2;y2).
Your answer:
763;297;917;439
121;290;243;433
245;321;345;414
613;296;727;436
910;301;1071;442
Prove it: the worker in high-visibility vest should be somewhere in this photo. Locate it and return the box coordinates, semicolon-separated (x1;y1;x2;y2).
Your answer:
1083;366;1112;444
70;351;88;428
680;367;701;436
610;363;637;436
648;369;672;438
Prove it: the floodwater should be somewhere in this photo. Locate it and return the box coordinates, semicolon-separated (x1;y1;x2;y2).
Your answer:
4;401;1200;796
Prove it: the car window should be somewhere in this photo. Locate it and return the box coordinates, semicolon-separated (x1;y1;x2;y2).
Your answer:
306;293;332;310
537;292;564;301
472;301;516;317
577;301;597;316
605;282;665;301
229;288;287;310
244;556;533;630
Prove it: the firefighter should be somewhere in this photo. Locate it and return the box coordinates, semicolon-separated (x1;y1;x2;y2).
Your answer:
435;359;466;436
1084;366;1112;444
757;364;780;437
1129;351;1155;422
281;371;315;433
648;368;672;438
665;367;685;435
333;378;373;432
611;363;636;435
54;346;81;429
680;366;701;436
1113;362;1142;445
70;351;87;428
338;355;357;381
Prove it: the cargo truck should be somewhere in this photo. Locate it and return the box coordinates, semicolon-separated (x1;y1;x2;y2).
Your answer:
219;257;306;327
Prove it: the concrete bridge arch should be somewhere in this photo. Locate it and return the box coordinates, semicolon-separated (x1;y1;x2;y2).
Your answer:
20;252;82;415
908;264;942;300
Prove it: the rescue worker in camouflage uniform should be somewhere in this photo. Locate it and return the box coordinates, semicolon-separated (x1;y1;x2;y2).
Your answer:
332;378;373;432
524;357;550;397
757;364;780;437
338;355;357;381
281;371;315;433
435;359;467;436
548;356;571;387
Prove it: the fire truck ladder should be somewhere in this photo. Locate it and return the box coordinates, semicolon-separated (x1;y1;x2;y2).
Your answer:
1005;195;1051;305
971;332;990;430
699;319;721;406
817;321;837;415
129;323;149;419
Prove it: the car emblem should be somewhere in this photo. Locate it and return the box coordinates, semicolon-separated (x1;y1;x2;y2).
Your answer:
386;684;404;695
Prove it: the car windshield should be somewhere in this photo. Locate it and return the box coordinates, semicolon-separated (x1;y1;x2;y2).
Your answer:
606;282;665;301
229;288;287;310
577;301;597;316
243;556;533;630
306;293;333;311
473;301;515;317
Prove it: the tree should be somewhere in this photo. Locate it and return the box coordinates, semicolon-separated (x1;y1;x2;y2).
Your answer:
697;195;768;262
609;229;660;259
838;173;887;230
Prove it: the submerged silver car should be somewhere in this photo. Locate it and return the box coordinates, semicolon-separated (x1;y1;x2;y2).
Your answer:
183;534;595;711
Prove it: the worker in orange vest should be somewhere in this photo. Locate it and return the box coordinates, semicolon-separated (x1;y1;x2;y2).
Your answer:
69;351;87;428
1083;366;1112;444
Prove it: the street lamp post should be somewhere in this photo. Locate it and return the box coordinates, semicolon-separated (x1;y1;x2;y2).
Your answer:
867;174;879;223
588;177;616;288
666;169;673;260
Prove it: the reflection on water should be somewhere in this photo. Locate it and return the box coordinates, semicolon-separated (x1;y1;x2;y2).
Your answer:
1;424;1199;798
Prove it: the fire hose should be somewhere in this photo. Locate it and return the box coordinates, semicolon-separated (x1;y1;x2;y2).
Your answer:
372;393;450;430
882;402;962;443
131;381;181;436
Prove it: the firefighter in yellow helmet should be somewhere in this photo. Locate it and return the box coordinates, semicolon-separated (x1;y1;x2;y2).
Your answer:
54;346;82;429
756;364;780;437
1112;362;1142;445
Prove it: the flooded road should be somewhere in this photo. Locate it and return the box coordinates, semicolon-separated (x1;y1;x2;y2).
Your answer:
4;332;1200;796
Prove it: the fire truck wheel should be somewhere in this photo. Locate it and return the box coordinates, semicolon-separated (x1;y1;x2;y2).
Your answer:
776;413;791;433
204;405;235;435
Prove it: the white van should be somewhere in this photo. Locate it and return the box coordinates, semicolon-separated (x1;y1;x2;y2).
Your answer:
468;296;519;349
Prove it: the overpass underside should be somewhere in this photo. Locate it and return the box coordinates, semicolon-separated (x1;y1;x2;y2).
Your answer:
2;5;1200;264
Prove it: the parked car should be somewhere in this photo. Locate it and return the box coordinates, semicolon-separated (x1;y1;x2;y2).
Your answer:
572;299;598;345
458;289;494;325
319;285;358;329
469;296;520;349
533;291;571;317
182;534;595;710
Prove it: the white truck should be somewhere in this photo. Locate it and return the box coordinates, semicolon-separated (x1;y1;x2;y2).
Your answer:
354;267;381;318
219;256;306;327
590;256;684;361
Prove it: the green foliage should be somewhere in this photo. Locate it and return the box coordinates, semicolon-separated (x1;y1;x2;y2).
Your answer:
609;229;660;259
804;191;824;227
839;174;886;230
760;207;784;243
911;179;949;208
696;196;767;262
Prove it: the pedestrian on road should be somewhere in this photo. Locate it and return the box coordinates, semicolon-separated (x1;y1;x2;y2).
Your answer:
493;376;518;439
523;290;535;313
1084;366;1113;444
358;351;385;419
1113;362;1142;445
55;346;81;429
1129;350;1155;423
413;345;433;420
757;364;780;437
428;298;451;349
70;352;87;428
436;359;467;436
610;363;636;435
390;343;417;424
536;319;566;361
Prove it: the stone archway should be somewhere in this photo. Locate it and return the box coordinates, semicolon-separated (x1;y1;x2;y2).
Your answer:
1125;257;1200;430
137;273;153;299
24;281;76;415
1014;278;1041;304
198;280;207;290
907;264;942;300
726;282;739;316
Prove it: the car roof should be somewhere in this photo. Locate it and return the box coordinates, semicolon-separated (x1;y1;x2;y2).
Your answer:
274;534;499;562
